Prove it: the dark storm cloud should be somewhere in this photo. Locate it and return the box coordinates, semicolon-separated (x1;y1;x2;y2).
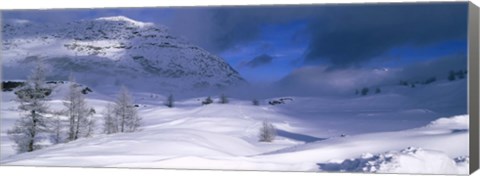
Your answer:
244;54;274;68
168;3;467;65
304;3;468;67
163;6;319;53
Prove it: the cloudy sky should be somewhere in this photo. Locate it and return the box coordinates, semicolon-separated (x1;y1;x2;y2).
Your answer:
2;2;469;88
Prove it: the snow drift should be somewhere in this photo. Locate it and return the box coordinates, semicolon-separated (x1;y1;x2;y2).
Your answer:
317;147;467;174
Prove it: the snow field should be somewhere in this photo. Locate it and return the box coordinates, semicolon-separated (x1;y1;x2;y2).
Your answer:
0;82;469;174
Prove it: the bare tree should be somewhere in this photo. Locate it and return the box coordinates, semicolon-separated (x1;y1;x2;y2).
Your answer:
219;94;229;104
361;87;369;96
114;86;141;133
202;96;213;105
48;111;66;144
448;70;456;81
258;120;276;142
165;94;174;108
84;108;96;137
252;99;260;106
64;75;95;141
103;103;118;134
7;59;51;153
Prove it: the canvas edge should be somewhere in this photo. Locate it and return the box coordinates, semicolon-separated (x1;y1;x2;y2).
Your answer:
468;1;480;174
0;1;470;12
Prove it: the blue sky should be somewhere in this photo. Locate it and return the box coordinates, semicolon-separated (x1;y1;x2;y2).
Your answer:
2;2;469;83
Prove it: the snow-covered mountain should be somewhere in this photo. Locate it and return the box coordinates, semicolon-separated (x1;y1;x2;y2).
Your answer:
2;16;246;94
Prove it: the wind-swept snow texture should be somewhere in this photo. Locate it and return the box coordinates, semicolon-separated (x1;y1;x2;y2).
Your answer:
317;147;467;174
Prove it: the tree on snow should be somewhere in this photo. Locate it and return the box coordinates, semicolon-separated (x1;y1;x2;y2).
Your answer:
7;59;51;153
219;94;229;104
165;94;174;108
102;103;118;134
399;80;409;86
64;75;95;141
258;120;276;142
448;70;456;81
114;86;141;133
202;96;213;105
48;111;67;144
456;70;466;79
361;87;369;96
252;99;260;106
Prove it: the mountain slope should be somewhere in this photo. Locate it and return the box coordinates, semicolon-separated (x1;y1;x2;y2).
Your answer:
2;16;246;94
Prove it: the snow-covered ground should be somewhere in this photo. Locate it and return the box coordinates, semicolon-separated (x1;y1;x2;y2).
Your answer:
0;80;469;174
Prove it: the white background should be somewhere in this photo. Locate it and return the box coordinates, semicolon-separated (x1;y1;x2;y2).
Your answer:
0;0;478;176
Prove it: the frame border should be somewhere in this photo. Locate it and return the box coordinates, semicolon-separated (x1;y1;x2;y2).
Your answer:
469;1;480;174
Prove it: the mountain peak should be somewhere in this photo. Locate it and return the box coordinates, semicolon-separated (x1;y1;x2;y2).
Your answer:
5;19;31;25
94;16;153;27
2;16;246;94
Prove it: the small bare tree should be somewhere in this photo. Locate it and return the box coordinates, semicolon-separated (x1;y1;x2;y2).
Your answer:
258;120;276;142
103;103;118;134
219;94;229;104
48;111;66;144
64;75;95;141
252;99;260;106
165;94;174;108
114;86;141;133
84;108;96;137
202;96;213;105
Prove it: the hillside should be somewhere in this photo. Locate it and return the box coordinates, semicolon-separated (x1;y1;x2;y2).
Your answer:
0;79;469;174
2;16;246;94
